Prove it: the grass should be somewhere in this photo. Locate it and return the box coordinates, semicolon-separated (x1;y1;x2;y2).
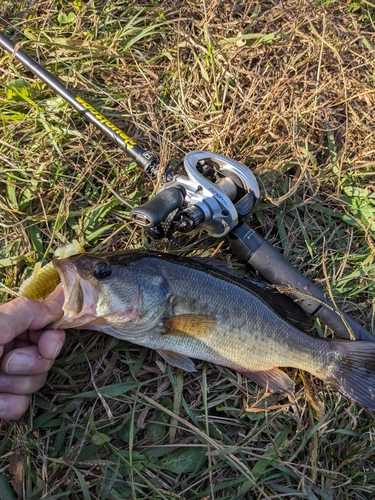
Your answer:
1;0;375;498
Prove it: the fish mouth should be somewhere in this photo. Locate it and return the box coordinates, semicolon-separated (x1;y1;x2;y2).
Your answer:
49;259;98;329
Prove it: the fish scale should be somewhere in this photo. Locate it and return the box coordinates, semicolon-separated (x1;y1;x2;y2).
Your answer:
145;258;326;372
50;250;375;409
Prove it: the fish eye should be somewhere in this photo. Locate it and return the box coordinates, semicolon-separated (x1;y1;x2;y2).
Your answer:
93;262;112;280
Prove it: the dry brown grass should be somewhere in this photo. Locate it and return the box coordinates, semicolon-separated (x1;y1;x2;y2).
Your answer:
1;0;375;498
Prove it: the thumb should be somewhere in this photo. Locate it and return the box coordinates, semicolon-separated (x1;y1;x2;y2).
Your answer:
0;297;63;345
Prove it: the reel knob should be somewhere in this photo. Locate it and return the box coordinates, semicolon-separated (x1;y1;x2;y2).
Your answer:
130;186;185;228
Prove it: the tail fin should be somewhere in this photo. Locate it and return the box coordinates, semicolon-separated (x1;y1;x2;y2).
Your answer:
326;341;375;410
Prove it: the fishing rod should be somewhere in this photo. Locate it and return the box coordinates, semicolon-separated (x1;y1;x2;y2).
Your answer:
0;30;373;343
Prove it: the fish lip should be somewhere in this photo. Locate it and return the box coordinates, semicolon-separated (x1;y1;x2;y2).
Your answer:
52;258;98;328
53;259;81;312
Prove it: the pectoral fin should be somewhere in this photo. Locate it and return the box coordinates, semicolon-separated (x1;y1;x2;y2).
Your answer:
163;314;216;337
240;367;295;395
157;349;197;372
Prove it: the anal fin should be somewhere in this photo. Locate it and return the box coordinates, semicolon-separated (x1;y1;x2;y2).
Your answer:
239;367;295;395
157;349;197;372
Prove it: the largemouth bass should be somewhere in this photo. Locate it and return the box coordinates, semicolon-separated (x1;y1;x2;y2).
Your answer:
50;250;375;409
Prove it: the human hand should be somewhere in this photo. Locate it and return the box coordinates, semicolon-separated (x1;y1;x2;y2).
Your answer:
0;297;65;420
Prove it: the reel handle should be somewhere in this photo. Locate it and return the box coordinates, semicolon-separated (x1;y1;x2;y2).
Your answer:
130;186;185;228
228;223;375;342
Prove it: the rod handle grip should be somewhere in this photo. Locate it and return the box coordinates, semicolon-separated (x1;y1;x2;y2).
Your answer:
228;223;375;342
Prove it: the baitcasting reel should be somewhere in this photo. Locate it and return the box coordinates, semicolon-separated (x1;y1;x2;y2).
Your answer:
130;151;260;242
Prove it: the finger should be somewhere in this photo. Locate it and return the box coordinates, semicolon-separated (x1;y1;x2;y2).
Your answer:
1;329;63;354
29;329;65;360
12;331;30;342
0;297;63;345
1;345;56;375
3;334;27;355
0;372;47;395
0;394;30;420
8;340;30;350
0;339;14;357
46;283;64;306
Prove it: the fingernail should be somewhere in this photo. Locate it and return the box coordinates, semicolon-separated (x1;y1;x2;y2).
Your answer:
53;340;64;359
6;353;33;374
0;397;7;413
45;301;63;317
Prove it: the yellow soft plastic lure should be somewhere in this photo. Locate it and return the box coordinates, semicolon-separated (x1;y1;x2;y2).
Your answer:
18;240;85;300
